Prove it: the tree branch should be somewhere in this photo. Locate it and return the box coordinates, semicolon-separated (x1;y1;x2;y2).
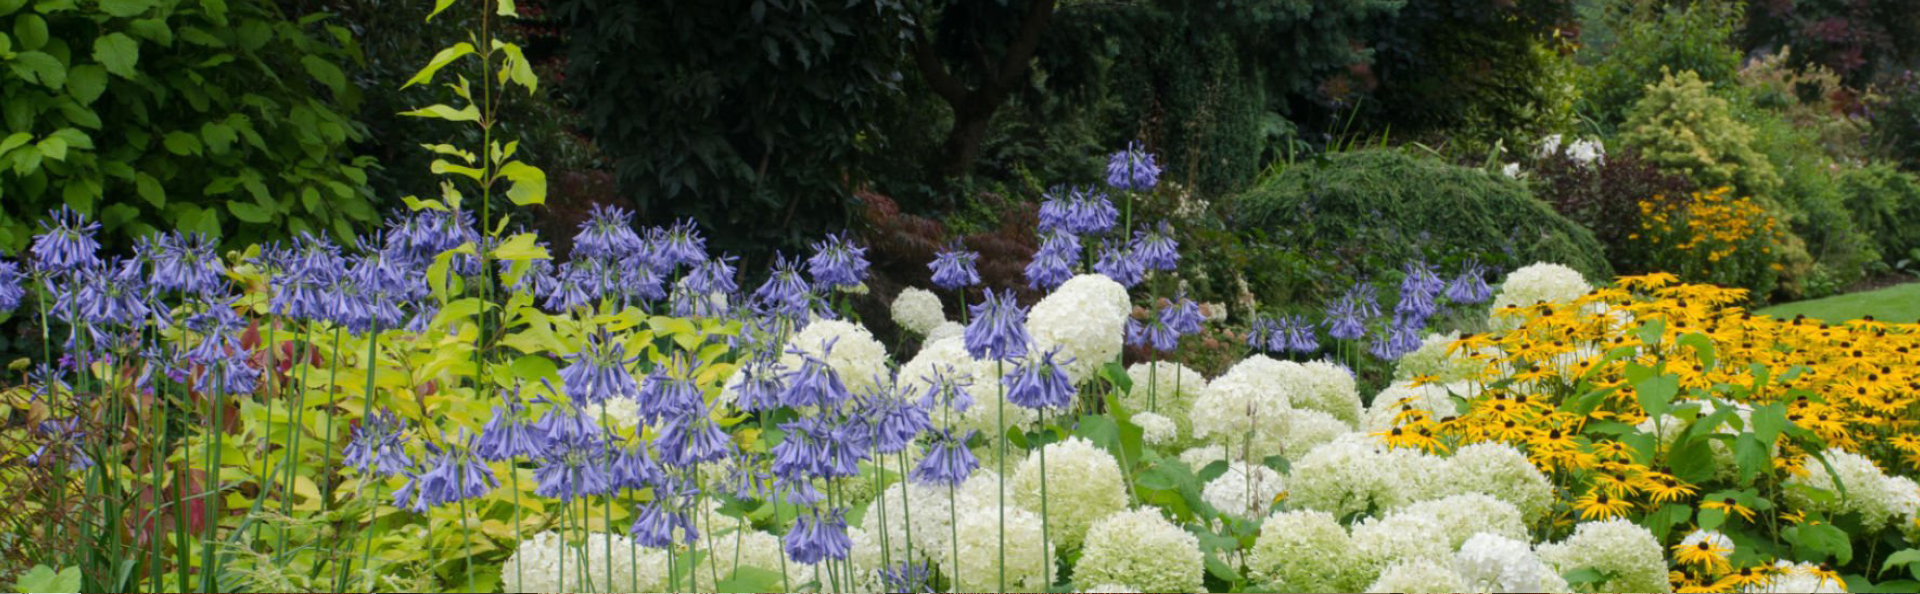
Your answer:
911;24;967;104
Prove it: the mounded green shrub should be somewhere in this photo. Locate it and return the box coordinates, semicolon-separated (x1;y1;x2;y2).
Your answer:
1233;148;1612;282
1620;69;1780;201
1837;164;1920;265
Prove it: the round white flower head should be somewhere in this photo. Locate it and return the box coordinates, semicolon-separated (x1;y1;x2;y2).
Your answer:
1454;532;1568;594
1190;355;1297;458
1132;411;1179;446
1123;361;1208;443
1393;332;1485;384
1080;584;1139;593
860;481;949;567
939;503;1056;592
1535;519;1668;594
1746;560;1847;593
1012;436;1128;549
1179;445;1228;471
1290;432;1438;518
1366;558;1468;594
1280;408;1351;456
502;531;669;594
780;319;891;396
1249;509;1362;593
1489;262;1592;330
899;336;1036;435
1439;442;1555;521
891;287;947;336
1073;508;1204;593
593;395;642;434
1352;511;1452;583
1026;274;1130;385
1786;448;1915;532
1892;475;1920;543
1201;461;1286;520
1294;359;1362;425
925;320;964;343
1403;493;1526;550
1364;380;1470;434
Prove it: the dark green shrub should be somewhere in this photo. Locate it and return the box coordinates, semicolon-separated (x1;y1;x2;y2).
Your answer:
1837;163;1920;266
1232;148;1613;285
1528;148;1694;275
0;0;378;252
1574;0;1744;130
1871;72;1920;171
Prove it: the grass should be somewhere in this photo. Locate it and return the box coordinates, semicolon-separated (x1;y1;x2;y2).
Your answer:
1756;282;1920;323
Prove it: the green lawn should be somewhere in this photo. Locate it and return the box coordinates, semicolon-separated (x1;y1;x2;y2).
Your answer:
1756;282;1920;323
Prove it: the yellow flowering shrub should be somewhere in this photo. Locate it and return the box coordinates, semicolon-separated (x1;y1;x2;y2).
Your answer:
1374;273;1920;593
1631;187;1786;297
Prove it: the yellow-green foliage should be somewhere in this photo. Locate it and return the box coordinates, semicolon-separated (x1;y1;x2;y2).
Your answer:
1621;69;1781;201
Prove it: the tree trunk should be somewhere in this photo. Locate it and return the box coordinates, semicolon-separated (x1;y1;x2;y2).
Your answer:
911;0;1058;180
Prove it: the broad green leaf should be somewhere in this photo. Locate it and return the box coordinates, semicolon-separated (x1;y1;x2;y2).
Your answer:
1677;332;1715;370
714;567;784;593
1644;503;1691;542
163;131;202;155
13;13;46;50
0;0;28;17
93;32;140;78
127;18;171;45
12;50;65;88
492;231;549;262
0;132;30;156
497;160;546;205
404;42;474;88
400;103;480;122
300;55;344;93
35;136;65;161
1750;401;1787;445
200;0;228;25
428;0;456;21
65;64;107;104
493;40;537;93
99;0;156;17
13;565;81;593
135;172;165;207
1784;523;1852;564
1667;436;1716;484
201;121;236;155
1884;549;1920;578
227;201;271;223
1733;433;1768;484
1634;373;1678;418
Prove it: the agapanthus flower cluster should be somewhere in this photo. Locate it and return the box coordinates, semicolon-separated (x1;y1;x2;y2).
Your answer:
1024;231;1080;290
929;242;981;290
1037;186;1118;236
808;232;869;290
1105;141;1161;192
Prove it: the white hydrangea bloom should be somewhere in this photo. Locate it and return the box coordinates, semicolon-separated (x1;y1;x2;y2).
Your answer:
1073;508;1204;593
1439;443;1556;521
1454;533;1568;594
780;319;891;396
1280;408;1351;456
1200;461;1286;520
1895;476;1920;543
1746;560;1847;593
1403;493;1527;550
1290;433;1439;518
1080;584;1139;593
1786;448;1916;532
1026;274;1130;385
1352;511;1452;583
1294;359;1362;425
1190;355;1297;458
1393;332;1485;384
1132;411;1178;446
925;320;964;343
1364;380;1472;434
938;504;1055;592
592;395;642;434
1012;437;1128;549
501;531;669;594
1249;509;1362;593
1489;262;1592;331
1122;361;1208;443
1535;519;1669;594
1178;445;1228;471
891;287;947;335
860;481;949;568
899;336;1037;435
1366;559;1468;593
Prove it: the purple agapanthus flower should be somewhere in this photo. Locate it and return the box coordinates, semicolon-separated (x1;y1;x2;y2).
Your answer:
344;410;413;477
1367;314;1426;360
30;205;102;274
1130;221;1179;271
609;441;664;490
474;393;547;461
1024;231;1079;291
683;254;739;297
929;242;981;290
1323;295;1368;341
1163;293;1205;335
964;289;1030;360
26;417;92;471
1004;347;1074;410
751;253;813;318
0;259;25;312
1105;141;1162;192
1065;187;1119;236
534;436;614;502
1246;316;1275;352
1444;260;1492;304
1126;316;1179;352
808;232;869;290
653;218;708;270
862;387;931;455
917;365;973;413
145;232;227;296
559;334;639;406
60;257;152;326
779;343;852;410
394;435;498;512
572;204;646;261
784;510;853;564
879;561;934;594
631;496;699;548
655;404;735;468
911;429;978;486
1093;244;1144;288
728;355;785;412
771;415;867;480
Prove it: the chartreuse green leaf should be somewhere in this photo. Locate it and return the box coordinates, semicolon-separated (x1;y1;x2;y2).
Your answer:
497;160;545;205
12;565;81;593
93;32;140;78
405;42;474;88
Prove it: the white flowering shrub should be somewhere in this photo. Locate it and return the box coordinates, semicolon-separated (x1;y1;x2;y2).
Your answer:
1072;508;1204;593
1248;510;1363;593
1535;519;1669;594
1011;437;1128;549
780;319;890;395
891;287;948;335
1026;274;1129;385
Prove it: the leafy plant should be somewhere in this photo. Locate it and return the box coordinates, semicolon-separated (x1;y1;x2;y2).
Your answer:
1620;68;1782;200
0;0;378;251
